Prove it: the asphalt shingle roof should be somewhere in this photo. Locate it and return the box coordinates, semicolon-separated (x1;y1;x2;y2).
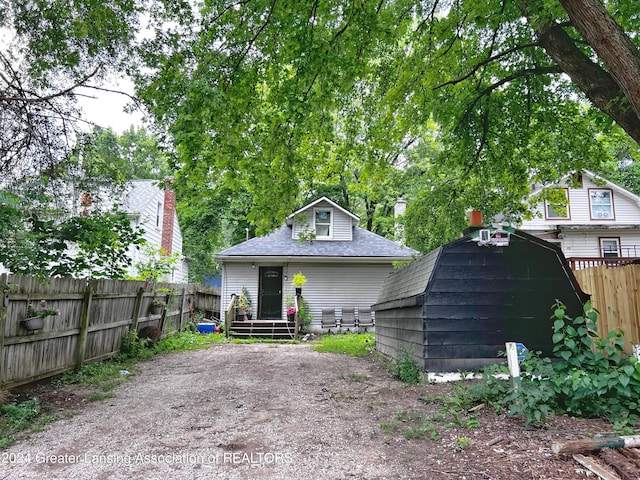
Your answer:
215;225;417;259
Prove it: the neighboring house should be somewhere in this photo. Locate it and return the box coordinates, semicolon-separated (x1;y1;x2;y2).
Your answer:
0;180;189;282
123;180;189;283
518;171;640;269
214;197;417;332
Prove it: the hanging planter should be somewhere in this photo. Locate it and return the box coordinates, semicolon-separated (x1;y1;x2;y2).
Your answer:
292;272;307;296
21;316;44;331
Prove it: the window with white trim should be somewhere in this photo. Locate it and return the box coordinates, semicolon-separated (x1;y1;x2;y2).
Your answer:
589;189;614;220
600;238;620;258
545;188;570;219
314;209;332;238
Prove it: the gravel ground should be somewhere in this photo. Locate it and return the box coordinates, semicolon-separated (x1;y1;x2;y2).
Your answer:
1;343;617;479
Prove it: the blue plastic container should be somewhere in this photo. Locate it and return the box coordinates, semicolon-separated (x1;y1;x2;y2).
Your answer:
197;323;215;334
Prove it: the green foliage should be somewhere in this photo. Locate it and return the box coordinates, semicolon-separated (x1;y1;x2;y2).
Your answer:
130;245;181;282
0;206;144;279
471;301;640;430
313;333;376;357
391;350;422;384
0;398;53;449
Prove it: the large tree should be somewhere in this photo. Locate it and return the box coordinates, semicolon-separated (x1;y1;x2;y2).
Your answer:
0;0;142;180
133;0;640;241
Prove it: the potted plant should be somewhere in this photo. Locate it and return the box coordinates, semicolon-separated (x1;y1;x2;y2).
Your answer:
236;287;252;321
150;298;166;315
285;294;296;321
292;272;307;295
22;300;59;331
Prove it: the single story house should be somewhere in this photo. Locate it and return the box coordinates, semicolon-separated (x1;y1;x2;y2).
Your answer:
214;197;418;332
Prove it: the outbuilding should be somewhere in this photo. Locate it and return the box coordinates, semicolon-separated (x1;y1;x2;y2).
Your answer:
372;225;589;372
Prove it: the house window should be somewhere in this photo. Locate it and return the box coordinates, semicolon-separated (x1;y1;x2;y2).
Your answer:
589;189;614;220
156;202;162;228
600;238;621;258
314;209;332;238
545;188;570;219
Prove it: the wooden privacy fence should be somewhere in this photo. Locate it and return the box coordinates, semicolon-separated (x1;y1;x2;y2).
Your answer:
573;264;640;351
0;274;220;389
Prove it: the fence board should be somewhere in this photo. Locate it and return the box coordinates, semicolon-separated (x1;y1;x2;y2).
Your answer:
574;265;640;351
0;275;220;389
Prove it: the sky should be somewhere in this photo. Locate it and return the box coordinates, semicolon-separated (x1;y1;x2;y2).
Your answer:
77;76;145;133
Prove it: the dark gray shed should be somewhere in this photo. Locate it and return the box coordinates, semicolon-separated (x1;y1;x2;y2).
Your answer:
372;227;589;372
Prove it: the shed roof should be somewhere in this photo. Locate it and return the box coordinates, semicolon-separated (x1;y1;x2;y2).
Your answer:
374;227;588;309
214;224;417;261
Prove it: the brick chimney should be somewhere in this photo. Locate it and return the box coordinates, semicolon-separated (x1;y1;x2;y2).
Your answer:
160;177;176;255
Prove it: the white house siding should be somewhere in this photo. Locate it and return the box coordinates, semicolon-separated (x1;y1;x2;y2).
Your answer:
291;199;354;241
523;176;640;231
220;261;395;331
561;230;640;258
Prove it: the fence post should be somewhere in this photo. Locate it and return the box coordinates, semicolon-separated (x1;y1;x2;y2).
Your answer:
179;285;188;331
0;274;8;388
130;286;145;333
76;280;95;370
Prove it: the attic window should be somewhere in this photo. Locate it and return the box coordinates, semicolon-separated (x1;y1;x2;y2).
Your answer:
545;188;570;220
314;209;332;238
589;189;614;220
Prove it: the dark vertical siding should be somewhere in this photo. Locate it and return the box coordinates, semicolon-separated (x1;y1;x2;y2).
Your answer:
374;229;589;373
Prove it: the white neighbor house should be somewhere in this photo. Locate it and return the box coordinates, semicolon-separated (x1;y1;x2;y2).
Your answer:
0;180;189;282
214;197;417;332
123;180;189;282
518;171;640;269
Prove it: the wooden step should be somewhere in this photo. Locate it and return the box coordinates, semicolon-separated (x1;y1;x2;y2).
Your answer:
229;320;297;339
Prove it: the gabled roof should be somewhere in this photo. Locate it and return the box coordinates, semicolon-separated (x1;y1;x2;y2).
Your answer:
124;180;162;217
286;196;360;225
214;225;417;262
531;170;640;208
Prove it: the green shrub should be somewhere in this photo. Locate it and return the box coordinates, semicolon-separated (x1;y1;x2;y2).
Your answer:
471;301;640;431
392;350;422;384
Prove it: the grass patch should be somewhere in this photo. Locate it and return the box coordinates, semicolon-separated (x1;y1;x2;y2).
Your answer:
0;398;56;448
312;333;375;357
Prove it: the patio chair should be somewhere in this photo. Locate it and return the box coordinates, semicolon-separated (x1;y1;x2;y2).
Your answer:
321;308;337;333
340;308;356;332
358;307;374;332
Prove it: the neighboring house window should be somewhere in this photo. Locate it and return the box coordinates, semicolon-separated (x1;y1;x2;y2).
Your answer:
600;237;621;258
589;189;614;220
314;209;332;238
545;188;570;219
156;202;162;228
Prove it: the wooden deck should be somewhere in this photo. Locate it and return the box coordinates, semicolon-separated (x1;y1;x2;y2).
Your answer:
228;319;297;339
568;257;640;270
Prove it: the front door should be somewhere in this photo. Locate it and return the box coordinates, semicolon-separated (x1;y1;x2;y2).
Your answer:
258;267;282;319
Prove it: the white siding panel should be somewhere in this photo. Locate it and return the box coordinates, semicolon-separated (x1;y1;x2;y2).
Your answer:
562;231;640;258
291;200;354;241
220;261;396;329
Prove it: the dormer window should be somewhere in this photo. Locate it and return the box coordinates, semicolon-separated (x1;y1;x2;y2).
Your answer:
545;188;570;220
314;209;332;238
589;189;614;220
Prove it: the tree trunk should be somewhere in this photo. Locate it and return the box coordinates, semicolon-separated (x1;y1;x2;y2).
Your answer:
520;1;640;145
559;0;640;122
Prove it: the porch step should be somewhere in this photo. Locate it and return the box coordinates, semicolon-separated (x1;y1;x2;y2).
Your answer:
229;320;297;339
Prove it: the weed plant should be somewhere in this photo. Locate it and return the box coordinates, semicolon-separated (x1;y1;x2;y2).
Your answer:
391;350;422;384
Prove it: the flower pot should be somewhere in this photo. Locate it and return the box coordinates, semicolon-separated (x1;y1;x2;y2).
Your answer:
287;313;295;322
150;305;163;315
22;316;44;331
295;288;302;295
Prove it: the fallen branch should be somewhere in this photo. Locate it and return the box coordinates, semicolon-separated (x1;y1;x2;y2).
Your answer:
572;454;620;480
552;435;640;454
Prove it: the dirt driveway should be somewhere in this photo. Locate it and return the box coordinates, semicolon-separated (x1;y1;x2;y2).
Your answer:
2;343;613;479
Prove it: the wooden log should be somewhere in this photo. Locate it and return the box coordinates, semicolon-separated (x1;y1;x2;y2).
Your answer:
553;435;640;454
599;448;640;480
572;454;621;480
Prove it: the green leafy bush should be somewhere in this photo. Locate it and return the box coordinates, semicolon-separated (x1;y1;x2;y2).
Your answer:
392;350;422;384
471;301;640;431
